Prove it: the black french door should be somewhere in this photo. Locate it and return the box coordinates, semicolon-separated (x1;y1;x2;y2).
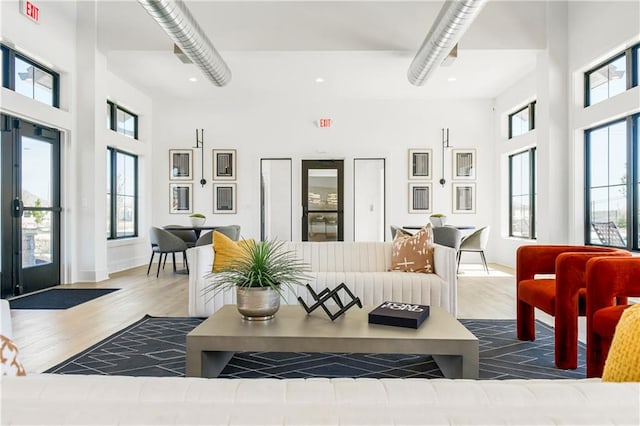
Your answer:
302;160;344;241
1;115;61;297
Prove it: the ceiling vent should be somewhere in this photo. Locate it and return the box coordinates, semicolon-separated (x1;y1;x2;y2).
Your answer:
138;0;231;87
408;0;486;86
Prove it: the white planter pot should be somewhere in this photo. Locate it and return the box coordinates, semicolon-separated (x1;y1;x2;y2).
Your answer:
190;217;205;227
430;217;447;227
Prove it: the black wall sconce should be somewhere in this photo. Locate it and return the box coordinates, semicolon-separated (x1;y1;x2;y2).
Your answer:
439;127;452;187
194;129;206;187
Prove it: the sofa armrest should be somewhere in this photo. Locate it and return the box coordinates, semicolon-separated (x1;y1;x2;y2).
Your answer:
1;299;11;339
434;244;458;317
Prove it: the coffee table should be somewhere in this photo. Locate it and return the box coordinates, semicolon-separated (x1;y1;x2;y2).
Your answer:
186;305;479;379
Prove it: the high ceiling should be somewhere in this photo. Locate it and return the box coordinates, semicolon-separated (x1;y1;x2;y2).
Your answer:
97;1;546;101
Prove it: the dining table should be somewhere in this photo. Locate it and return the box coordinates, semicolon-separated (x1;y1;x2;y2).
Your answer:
163;225;219;239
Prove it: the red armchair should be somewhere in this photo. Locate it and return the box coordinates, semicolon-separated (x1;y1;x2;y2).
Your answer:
586;256;638;377
516;245;630;369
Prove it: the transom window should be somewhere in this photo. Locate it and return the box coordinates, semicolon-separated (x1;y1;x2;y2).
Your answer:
1;44;59;108
107;100;138;140
509;148;537;239
585;43;639;107
585;114;639;250
107;148;138;239
508;101;535;139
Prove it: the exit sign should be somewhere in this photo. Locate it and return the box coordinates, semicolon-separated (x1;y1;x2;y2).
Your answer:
20;0;39;23
318;118;332;128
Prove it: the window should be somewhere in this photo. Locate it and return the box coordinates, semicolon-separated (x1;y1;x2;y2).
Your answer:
107;100;138;139
508;101;535;139
107;148;138;239
509;148;537;239
585;44;639;107
585;115;640;249
1;44;59;108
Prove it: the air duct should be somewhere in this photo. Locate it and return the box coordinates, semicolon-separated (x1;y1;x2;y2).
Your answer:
408;0;486;86
138;0;231;86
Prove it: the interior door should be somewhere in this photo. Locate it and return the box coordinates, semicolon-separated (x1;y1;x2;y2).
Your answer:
302;160;344;241
1;115;61;297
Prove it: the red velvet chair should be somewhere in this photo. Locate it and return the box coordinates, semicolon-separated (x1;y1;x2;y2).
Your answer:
586;257;638;377
516;245;630;370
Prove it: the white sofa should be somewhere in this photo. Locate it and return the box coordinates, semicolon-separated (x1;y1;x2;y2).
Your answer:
188;241;458;318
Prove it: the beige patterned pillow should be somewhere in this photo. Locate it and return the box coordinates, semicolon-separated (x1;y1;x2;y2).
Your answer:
1;334;26;376
390;224;434;273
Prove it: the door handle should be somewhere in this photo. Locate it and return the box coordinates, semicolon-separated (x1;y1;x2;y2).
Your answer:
12;198;23;218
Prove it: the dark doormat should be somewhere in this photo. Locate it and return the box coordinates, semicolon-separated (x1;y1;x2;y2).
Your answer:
9;288;119;310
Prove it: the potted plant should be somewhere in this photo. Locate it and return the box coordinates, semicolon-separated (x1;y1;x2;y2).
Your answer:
204;240;310;321
430;213;447;227
189;213;206;227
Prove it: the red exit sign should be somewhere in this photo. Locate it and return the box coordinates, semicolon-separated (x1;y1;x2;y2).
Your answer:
21;0;40;23
318;118;332;128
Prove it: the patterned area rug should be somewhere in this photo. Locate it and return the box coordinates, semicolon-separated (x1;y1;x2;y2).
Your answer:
45;316;586;379
9;288;119;310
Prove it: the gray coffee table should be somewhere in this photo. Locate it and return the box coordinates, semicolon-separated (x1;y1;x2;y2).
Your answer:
186;305;479;379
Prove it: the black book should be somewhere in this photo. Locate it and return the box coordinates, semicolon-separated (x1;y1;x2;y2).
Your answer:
368;301;430;329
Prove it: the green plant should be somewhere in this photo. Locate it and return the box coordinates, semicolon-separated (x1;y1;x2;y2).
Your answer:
430;213;446;217
204;240;310;298
32;199;45;226
190;213;205;218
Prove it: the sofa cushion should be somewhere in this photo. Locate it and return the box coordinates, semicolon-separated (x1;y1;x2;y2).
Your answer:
1;335;26;377
602;303;640;382
390;224;434;273
212;231;254;272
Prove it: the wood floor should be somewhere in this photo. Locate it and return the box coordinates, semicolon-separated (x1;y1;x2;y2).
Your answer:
10;263;520;373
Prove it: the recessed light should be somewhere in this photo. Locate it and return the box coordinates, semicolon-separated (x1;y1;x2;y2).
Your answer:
447;77;457;82
188;77;198;82
315;77;325;83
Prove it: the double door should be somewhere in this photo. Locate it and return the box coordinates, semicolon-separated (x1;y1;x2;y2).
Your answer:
1;115;61;297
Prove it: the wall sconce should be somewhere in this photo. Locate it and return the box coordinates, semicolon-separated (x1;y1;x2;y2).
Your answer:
439;127;452;187
194;129;206;187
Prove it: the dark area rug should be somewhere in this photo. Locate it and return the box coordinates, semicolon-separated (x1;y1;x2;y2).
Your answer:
9;288;119;310
45;315;586;379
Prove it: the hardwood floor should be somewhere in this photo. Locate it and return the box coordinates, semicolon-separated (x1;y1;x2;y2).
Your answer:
10;263;520;373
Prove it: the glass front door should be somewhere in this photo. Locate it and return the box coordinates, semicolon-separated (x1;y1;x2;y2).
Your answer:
1;115;61;297
302;160;344;241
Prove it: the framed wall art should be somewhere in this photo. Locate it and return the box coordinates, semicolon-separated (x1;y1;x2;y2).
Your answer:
452;149;476;180
213;149;236;180
408;149;432;180
169;183;193;214
169;149;193;180
452;183;476;213
213;183;237;214
408;183;432;214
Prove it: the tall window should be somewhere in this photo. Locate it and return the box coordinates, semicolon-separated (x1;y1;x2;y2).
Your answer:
508;101;536;139
107;148;138;239
107;101;138;139
509;148;537;239
1;44;59;108
585;43;639;107
585;115;639;249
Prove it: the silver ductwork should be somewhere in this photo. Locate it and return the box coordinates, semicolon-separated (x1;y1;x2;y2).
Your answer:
408;0;487;86
138;0;231;86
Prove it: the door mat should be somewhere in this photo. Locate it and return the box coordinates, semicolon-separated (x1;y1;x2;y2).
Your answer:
9;288;119;310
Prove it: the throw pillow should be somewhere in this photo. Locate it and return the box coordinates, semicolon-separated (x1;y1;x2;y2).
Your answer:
212;231;254;272
390;223;434;273
602;303;640;382
1;334;26;376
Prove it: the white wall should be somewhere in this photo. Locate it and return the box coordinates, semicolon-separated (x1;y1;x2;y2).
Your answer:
151;98;495;251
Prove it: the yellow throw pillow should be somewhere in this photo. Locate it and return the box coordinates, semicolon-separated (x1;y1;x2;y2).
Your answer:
212;231;254;272
602;303;640;382
390;223;434;273
1;335;26;376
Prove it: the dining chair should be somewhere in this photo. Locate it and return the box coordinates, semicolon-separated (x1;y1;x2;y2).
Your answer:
163;225;197;248
147;227;190;277
433;226;462;250
586;256;637;377
516;245;631;369
390;225;411;240
195;225;241;246
457;226;490;273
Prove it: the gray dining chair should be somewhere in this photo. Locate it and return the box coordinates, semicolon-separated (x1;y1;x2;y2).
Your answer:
457;226;491;274
163;225;197;248
433;226;463;250
390;225;412;240
147;227;190;277
195;225;241;246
